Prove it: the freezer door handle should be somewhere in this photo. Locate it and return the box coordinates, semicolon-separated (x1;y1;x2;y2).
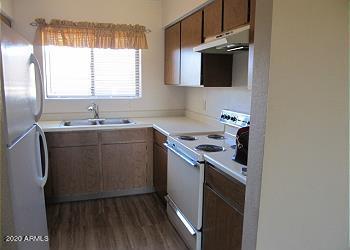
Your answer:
30;54;44;122
36;124;49;188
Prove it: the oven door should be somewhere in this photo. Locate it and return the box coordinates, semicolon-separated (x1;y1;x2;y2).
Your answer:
165;143;204;230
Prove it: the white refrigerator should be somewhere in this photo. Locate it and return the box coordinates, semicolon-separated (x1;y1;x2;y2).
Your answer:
1;22;49;250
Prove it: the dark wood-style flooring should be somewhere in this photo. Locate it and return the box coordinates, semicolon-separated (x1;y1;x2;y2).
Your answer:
47;194;188;250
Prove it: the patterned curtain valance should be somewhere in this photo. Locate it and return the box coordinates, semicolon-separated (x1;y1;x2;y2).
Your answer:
34;18;148;49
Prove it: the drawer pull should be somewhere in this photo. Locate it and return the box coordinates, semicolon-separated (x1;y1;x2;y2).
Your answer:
165;195;196;236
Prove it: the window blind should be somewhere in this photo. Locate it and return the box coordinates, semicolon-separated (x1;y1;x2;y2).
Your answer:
44;46;141;99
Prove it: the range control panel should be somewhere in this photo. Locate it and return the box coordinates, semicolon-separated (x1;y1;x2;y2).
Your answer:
219;110;250;128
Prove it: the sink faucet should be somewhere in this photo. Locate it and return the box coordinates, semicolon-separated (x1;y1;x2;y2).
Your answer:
87;103;100;119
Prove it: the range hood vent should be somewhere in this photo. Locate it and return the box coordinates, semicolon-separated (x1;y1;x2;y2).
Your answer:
194;25;250;54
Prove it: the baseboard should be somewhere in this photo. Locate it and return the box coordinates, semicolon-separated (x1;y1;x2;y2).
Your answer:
46;187;155;204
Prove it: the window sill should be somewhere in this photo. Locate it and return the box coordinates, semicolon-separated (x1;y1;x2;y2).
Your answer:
45;96;142;100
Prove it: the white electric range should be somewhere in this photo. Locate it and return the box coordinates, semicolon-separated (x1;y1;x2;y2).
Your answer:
164;110;250;250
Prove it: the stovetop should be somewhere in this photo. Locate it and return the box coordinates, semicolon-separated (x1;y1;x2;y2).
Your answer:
167;109;250;185
195;144;225;152
177;135;198;141
207;134;225;140
168;131;237;162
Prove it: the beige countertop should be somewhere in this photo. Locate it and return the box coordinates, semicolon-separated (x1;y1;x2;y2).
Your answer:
204;151;246;185
39;116;223;136
39;116;246;184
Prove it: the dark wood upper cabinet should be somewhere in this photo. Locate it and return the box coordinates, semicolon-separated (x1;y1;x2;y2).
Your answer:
164;0;255;87
164;22;181;85
203;0;223;39
180;11;202;86
202;54;233;87
223;0;249;32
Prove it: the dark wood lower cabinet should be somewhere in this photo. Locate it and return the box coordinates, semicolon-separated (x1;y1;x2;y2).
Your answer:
45;128;153;201
46;146;101;197
153;143;167;204
203;163;245;250
101;142;148;192
203;185;244;250
153;130;168;205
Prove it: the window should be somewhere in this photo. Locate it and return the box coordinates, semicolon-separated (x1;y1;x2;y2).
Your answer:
43;46;141;99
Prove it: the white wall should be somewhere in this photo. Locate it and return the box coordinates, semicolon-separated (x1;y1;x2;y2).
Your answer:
12;0;251;121
256;0;349;249
162;0;210;26
1;0;13;18
12;0;186;120
186;51;252;122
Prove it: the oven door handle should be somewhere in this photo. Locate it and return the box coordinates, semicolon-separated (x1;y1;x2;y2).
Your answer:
164;143;199;168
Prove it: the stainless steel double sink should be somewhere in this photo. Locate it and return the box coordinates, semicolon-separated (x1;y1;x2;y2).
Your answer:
61;118;135;127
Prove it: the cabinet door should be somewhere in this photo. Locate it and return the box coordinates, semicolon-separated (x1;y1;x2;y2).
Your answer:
153;143;167;204
164;23;181;85
180;11;202;86
46;131;98;147
203;185;244;250
47;146;101;197
102;142;148;192
203;0;223;39
223;0;249;32
205;162;245;213
202;54;233;87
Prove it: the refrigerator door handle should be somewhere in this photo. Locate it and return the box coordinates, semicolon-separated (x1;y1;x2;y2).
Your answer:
30;54;44;122
36;124;49;188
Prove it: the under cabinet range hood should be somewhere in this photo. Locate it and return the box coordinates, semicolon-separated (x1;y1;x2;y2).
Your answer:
194;25;250;54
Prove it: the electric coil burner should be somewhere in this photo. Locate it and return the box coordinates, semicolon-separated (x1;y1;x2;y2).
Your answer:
195;144;225;152
208;134;225;140
178;135;197;141
165;109;250;250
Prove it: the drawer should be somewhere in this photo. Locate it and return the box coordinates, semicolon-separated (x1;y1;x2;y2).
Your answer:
154;129;167;149
166;199;201;250
46;131;98;147
100;128;151;144
205;162;245;214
